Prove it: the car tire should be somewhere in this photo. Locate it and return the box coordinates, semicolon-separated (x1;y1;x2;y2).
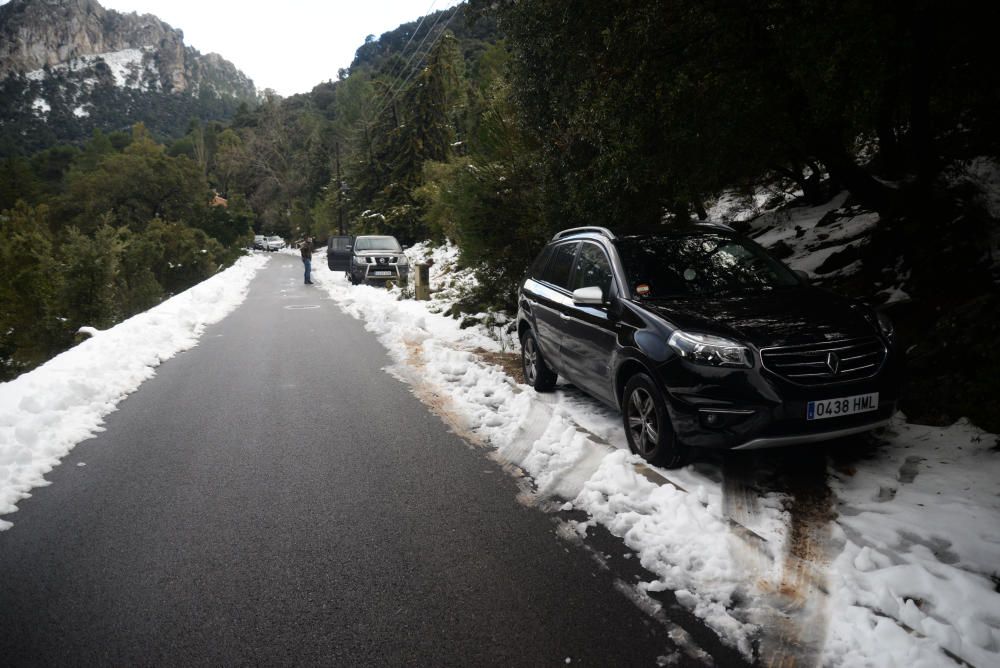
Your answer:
622;373;687;469
521;330;557;391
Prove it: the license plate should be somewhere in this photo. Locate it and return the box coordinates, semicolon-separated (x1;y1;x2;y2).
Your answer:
807;392;879;420
373;271;392;276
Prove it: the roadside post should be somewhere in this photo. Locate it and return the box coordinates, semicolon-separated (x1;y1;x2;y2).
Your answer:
415;263;431;300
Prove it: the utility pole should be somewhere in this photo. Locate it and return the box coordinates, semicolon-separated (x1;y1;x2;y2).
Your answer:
335;141;345;235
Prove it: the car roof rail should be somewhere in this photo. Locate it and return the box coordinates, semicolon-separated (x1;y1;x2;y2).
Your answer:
551;226;617;241
695;220;736;232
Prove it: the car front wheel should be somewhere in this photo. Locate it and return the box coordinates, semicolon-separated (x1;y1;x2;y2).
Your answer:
521;330;557;391
622;373;687;469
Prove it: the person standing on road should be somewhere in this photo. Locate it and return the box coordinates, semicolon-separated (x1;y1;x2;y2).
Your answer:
300;237;314;284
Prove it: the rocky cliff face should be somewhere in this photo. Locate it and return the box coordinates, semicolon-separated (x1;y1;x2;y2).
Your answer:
0;0;255;98
0;0;257;155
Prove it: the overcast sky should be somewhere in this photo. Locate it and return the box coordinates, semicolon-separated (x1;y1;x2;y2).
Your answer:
77;0;464;96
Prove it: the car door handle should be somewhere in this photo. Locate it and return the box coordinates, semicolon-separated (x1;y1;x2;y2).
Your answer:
559;312;571;320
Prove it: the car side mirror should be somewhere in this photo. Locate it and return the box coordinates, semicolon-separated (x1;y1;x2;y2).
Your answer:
795;270;810;283
572;286;604;305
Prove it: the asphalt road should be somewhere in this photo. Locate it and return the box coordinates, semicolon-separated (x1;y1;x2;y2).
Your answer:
0;255;745;667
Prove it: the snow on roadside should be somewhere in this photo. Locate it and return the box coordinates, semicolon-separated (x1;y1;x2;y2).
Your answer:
824;418;1000;667
312;249;785;657
0;253;269;531
313;242;1000;666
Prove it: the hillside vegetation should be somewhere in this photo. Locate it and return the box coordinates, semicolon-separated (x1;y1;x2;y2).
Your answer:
0;123;253;380
2;1;998;430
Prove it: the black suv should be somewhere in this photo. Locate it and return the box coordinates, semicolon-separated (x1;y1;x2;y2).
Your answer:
516;225;901;468
327;235;409;285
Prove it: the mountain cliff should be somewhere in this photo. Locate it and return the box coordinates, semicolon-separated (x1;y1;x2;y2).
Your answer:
0;0;257;155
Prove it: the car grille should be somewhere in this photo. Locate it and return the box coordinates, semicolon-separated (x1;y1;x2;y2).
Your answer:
760;336;886;386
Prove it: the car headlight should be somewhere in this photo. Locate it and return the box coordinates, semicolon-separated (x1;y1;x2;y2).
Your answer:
876;310;894;340
396;255;408;265
352;255;366;265
668;330;751;368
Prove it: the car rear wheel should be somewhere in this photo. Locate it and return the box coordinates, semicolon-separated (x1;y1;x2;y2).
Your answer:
521;330;557;391
622;373;687;469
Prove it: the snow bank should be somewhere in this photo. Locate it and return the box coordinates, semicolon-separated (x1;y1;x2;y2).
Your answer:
312;247;783;655
824;418;1000;667
0;253;269;530
314;241;1000;665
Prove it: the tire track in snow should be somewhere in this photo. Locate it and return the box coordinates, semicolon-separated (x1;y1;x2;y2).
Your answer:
724;453;835;667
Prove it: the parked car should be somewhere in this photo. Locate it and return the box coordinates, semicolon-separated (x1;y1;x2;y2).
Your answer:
253;234;267;250
265;236;286;252
326;234;409;285
516;225;901;468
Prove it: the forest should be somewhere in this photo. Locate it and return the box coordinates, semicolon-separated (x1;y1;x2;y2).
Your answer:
1;1;998;427
0;123;254;380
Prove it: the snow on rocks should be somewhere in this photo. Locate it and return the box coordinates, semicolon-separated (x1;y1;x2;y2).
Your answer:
0;253;269;531
27;47;157;91
749;192;881;279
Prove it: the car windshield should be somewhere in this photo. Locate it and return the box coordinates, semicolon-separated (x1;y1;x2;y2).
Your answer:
354;236;401;252
268;236;282;241
615;233;801;299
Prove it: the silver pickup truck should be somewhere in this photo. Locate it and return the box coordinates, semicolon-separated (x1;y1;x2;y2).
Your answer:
327;235;409;285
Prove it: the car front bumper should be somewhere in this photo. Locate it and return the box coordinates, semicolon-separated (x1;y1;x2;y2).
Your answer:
350;265;409;283
657;350;902;450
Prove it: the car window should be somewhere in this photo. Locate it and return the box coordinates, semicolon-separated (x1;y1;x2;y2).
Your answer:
328;237;351;251
570;242;614;296
354;237;402;252
616;233;800;298
529;245;554;279
538;242;578;290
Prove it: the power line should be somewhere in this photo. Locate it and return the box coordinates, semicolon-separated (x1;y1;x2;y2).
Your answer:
371;0;439;109
368;8;451;118
371;3;463;124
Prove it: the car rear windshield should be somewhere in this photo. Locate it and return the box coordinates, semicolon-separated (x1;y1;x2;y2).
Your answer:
354;237;402;252
615;233;800;299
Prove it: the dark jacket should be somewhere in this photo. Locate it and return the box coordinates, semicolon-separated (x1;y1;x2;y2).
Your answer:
300;242;313;260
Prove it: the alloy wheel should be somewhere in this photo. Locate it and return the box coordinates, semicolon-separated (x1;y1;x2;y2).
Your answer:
627;388;659;455
523;337;538;384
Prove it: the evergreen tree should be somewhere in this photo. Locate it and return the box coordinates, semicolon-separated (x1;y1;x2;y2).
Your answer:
59;224;122;329
0;203;65;379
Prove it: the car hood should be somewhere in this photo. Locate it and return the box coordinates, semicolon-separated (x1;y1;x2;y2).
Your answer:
355;250;402;257
641;287;878;348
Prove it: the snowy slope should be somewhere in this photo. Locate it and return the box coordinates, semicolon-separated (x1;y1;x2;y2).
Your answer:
26;47;158;91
